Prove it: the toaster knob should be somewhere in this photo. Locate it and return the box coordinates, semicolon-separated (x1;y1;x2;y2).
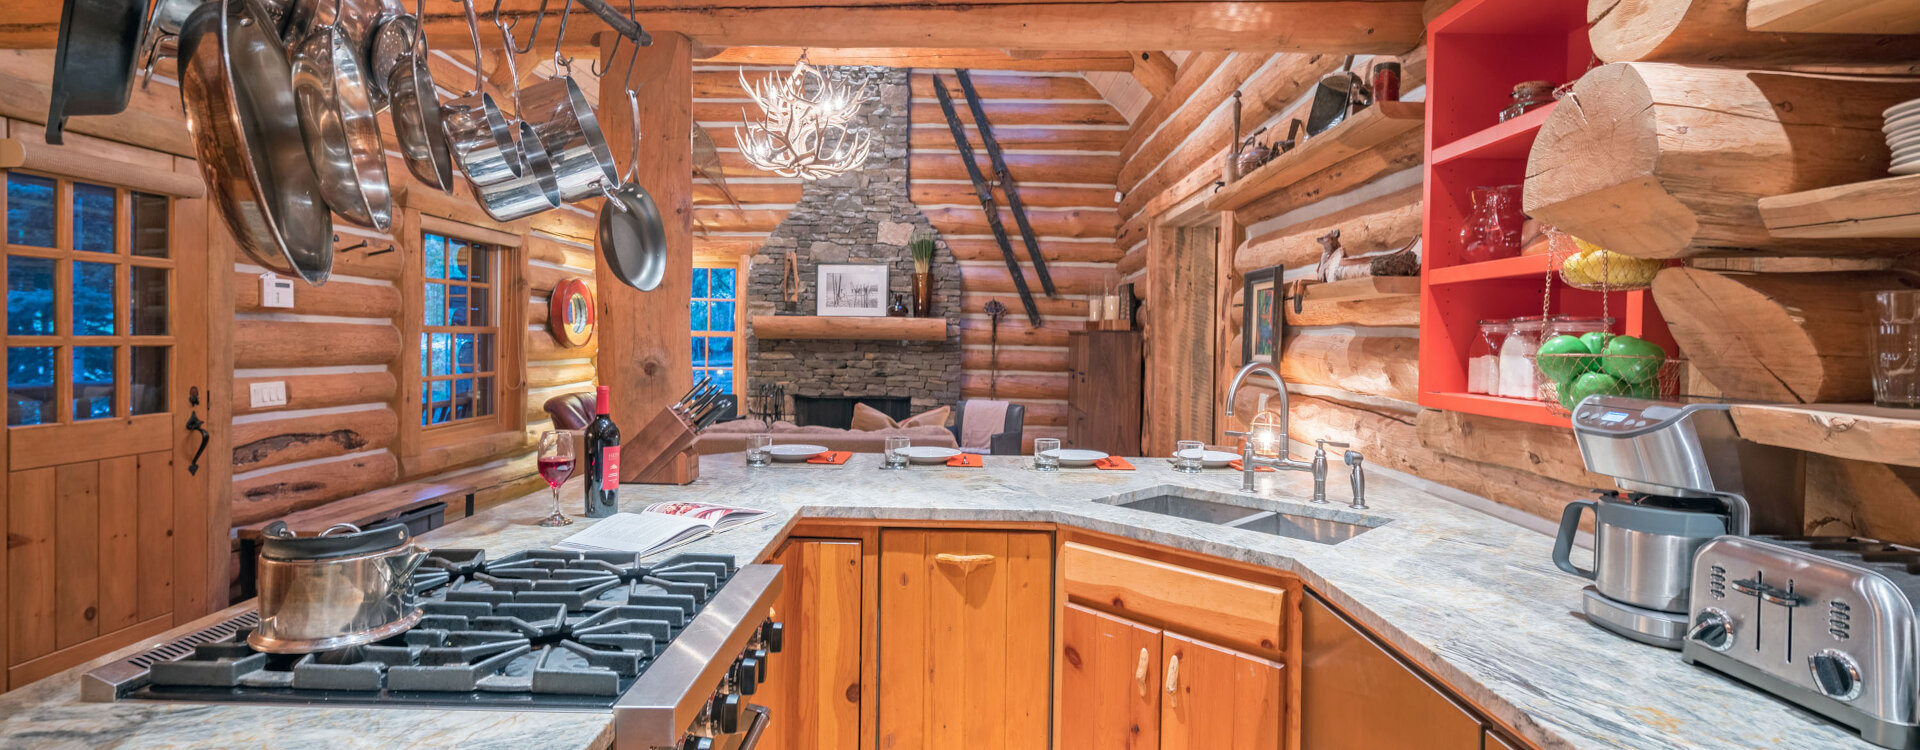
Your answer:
1688;609;1735;652
1809;650;1863;702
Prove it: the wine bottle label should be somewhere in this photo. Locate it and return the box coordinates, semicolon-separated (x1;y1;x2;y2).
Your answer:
602;448;621;486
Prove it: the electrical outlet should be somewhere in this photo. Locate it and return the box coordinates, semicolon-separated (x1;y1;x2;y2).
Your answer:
261;274;295;309
250;381;288;408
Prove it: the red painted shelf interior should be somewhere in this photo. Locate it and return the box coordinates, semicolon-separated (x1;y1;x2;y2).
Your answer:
1416;0;1675;427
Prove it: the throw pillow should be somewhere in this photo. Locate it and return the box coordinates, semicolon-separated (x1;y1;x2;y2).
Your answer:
849;403;896;432
899;405;951;429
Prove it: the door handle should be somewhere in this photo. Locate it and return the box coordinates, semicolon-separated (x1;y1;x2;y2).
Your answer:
933;553;995;575
1164;654;1180;707
184;386;210;476
1135;647;1150;697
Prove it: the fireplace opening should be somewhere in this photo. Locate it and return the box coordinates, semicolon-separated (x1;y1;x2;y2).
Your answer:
792;395;909;429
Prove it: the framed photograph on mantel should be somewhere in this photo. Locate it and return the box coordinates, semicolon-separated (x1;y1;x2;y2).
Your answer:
816;263;889;317
1241;265;1285;366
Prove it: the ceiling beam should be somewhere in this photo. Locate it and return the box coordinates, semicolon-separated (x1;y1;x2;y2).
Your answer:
1129;51;1178;98
697;47;1137;72
0;2;1424;55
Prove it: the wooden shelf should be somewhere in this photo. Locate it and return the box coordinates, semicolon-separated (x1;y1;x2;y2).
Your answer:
1759;173;1920;239
1206;101;1425;213
1427;253;1552;285
750;315;948;341
1730;402;1920;469
1431;104;1556;165
1420;392;1565;427
1287;276;1421;326
1748;0;1920;34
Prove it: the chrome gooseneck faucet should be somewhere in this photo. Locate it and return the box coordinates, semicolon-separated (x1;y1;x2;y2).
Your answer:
1222;361;1366;505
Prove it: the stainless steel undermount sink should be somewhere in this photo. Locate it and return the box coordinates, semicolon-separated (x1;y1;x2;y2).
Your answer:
1095;488;1381;545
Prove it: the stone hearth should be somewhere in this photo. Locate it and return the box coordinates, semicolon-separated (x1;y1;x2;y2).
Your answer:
746;66;962;416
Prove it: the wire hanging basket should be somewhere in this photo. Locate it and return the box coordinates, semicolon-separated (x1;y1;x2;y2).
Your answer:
1529;227;1685;417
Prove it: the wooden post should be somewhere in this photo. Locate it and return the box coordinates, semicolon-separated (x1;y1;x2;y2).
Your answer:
600;33;697;483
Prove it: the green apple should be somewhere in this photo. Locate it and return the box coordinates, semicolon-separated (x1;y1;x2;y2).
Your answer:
1536;335;1593;384
1600;335;1666;384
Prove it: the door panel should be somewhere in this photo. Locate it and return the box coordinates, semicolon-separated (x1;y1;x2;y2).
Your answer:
1161;632;1282;750
1299;593;1482;750
1060;603;1160;750
878;529;1051;750
1488;730;1521;750
759;539;863;750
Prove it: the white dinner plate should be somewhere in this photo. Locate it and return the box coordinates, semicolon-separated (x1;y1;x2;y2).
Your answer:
1885;98;1920;121
1041;448;1109;467
1890;129;1920;151
1884;111;1920;134
1168;449;1240;468
1894;160;1920;176
897;445;963;464
768;444;829;462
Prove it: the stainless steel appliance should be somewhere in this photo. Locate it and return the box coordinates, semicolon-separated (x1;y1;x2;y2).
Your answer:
1566;396;1803;648
250;521;428;653
84;550;783;750
1683;537;1920;749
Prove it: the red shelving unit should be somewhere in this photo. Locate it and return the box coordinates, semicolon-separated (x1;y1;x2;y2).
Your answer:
1416;0;1673;428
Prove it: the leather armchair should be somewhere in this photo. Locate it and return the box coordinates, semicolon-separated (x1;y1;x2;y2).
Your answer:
947;400;1026;455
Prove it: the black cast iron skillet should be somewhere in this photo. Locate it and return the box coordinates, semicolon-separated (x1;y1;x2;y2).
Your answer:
45;0;148;144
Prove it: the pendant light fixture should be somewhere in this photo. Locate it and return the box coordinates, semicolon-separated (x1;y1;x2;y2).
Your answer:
736;52;874;180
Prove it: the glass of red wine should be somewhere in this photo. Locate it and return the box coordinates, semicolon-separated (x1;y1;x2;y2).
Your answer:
536;430;576;527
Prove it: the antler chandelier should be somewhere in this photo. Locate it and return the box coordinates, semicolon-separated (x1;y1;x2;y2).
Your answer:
736;54;874;180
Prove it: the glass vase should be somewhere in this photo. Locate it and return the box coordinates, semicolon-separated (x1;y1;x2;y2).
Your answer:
1459;185;1524;264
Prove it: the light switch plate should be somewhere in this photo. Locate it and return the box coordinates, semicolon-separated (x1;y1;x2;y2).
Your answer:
250;381;288;408
261;274;295;309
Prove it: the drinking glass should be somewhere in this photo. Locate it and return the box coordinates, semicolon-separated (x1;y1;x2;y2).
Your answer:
883;435;911;469
746;433;774;467
1033;437;1061;472
1174;440;1205;474
536;431;575;527
1874;290;1920;408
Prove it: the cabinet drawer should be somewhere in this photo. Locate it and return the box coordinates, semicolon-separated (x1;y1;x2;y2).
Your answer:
1061;542;1286;654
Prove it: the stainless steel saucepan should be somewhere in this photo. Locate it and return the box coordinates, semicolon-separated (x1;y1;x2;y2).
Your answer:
469;18;562;221
250;521;428;653
179;0;334;285
443;0;520;188
291;0;393;229
520;0;618;203
598;74;667;291
384;0;454;192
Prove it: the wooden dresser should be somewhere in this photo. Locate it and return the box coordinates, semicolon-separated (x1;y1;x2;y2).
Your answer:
1067;331;1143;456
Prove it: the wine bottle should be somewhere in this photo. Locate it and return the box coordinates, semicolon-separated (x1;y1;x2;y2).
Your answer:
582;385;621;517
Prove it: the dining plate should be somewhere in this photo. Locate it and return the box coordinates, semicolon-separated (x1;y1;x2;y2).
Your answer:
1885;97;1920;121
1883;111;1920;134
1890;129;1920;151
1893;159;1920;176
1168;449;1240;468
768;444;829;462
897;445;963;465
1042;448;1109;467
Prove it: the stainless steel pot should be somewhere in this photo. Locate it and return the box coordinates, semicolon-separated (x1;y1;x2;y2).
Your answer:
443;0;520;188
249;522;428;653
470;20;561;221
291;17;393;229
520;0;618;203
179;0;335;285
1553;492;1729;613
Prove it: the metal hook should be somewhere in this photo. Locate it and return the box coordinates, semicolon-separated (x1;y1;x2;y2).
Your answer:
494;0;548;54
338;239;371;252
551;0;576;73
591;34;621;76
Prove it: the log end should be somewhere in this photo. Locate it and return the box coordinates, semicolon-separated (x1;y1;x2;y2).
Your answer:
1587;0;1689;64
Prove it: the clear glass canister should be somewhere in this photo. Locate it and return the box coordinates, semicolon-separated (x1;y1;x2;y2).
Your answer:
1498;316;1546;400
1543;315;1614;344
1469;319;1510;395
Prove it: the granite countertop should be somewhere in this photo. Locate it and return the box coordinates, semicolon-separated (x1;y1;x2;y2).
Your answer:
0;454;1865;750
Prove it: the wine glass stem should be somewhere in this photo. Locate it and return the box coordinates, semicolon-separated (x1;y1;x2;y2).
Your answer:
552;486;562;517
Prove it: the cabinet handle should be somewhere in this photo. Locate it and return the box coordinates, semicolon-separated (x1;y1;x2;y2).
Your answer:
933;553;996;575
1134;648;1150;697
1164;654;1180;706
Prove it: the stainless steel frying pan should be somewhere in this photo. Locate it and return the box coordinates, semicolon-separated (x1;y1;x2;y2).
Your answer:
384;0;453;193
291;3;393;229
179;0;334;285
598;87;667;291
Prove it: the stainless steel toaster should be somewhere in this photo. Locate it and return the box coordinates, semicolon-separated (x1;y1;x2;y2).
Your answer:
1682;536;1920;749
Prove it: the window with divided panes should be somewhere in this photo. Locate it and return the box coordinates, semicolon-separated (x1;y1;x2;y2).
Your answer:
691;264;738;393
6;173;171;426
420;232;497;427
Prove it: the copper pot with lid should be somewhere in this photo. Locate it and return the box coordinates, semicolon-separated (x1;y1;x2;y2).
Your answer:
249;521;428;653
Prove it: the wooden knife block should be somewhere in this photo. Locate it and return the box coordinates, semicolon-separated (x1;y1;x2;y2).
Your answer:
619;407;701;485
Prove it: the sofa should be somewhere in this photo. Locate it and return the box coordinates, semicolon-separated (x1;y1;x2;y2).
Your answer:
541;392;960;455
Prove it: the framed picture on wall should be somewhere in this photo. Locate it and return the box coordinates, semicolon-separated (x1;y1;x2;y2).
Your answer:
816;263;890;317
1241;265;1285;366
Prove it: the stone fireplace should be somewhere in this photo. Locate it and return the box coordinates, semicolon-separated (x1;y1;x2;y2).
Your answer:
746;66;962;418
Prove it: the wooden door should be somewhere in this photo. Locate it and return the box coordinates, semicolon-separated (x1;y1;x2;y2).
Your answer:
1299;593;1482;750
1487;730;1521;750
877;530;1051;750
1160;632;1282;750
759;539;864;750
1060;603;1160;750
2;168;219;690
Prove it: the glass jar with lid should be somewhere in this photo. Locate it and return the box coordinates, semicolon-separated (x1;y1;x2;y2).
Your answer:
1543;315;1614;345
1469;319;1510;395
1498;316;1547;400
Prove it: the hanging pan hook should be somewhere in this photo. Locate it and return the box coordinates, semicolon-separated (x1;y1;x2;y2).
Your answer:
493;0;548;54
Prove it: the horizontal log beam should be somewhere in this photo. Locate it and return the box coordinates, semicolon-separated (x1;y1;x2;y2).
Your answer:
913;184;1120;210
926;207;1119;240
945;238;1122;264
235;273;402;318
233;451;401;527
235;321;401;369
961;293;1090;318
1235;186;1421;274
233;371;398;416
958;316;1085;347
232;409;400;473
961;347;1069;372
1279;333;1418;402
960;263;1107;295
698;47;1137;72
959;372;1068;401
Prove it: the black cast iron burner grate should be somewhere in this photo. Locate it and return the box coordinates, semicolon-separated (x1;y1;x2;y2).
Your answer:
128;550;740;709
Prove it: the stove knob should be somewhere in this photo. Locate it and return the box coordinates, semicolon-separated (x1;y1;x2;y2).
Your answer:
753;648;770;683
713;692;742;734
763;621;785;653
1809;650;1863;702
680;737;714;750
1687;609;1735;652
735;656;760;695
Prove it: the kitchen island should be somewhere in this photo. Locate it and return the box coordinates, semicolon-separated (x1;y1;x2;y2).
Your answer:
0;454;1864;749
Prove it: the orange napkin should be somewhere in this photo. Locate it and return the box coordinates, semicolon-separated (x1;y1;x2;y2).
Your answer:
1094;456;1135;471
807;451;852;465
946;454;983;468
1227;459;1275;473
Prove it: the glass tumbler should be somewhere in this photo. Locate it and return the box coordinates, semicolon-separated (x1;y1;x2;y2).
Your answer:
883;436;911;469
746;434;774;466
1033;438;1061;472
1174;440;1205;474
1874;290;1920;408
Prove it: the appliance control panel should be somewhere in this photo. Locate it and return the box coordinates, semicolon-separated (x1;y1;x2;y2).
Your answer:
1572;396;1724;435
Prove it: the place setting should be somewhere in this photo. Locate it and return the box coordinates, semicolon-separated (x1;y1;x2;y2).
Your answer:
744;434;849;467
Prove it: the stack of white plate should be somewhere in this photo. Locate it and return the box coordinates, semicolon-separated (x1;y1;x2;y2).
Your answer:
1889;98;1920;176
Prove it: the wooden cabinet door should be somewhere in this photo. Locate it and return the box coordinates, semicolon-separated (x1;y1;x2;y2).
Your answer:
877;530;1051;750
1060;603;1160;750
1487;730;1521;750
1299;593;1482;750
758;539;863;750
1160;632;1283;750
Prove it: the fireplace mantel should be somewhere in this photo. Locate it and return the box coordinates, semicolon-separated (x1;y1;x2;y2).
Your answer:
751;315;948;342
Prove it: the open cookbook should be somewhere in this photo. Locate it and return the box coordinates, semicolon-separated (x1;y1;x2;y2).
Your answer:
551;501;771;556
